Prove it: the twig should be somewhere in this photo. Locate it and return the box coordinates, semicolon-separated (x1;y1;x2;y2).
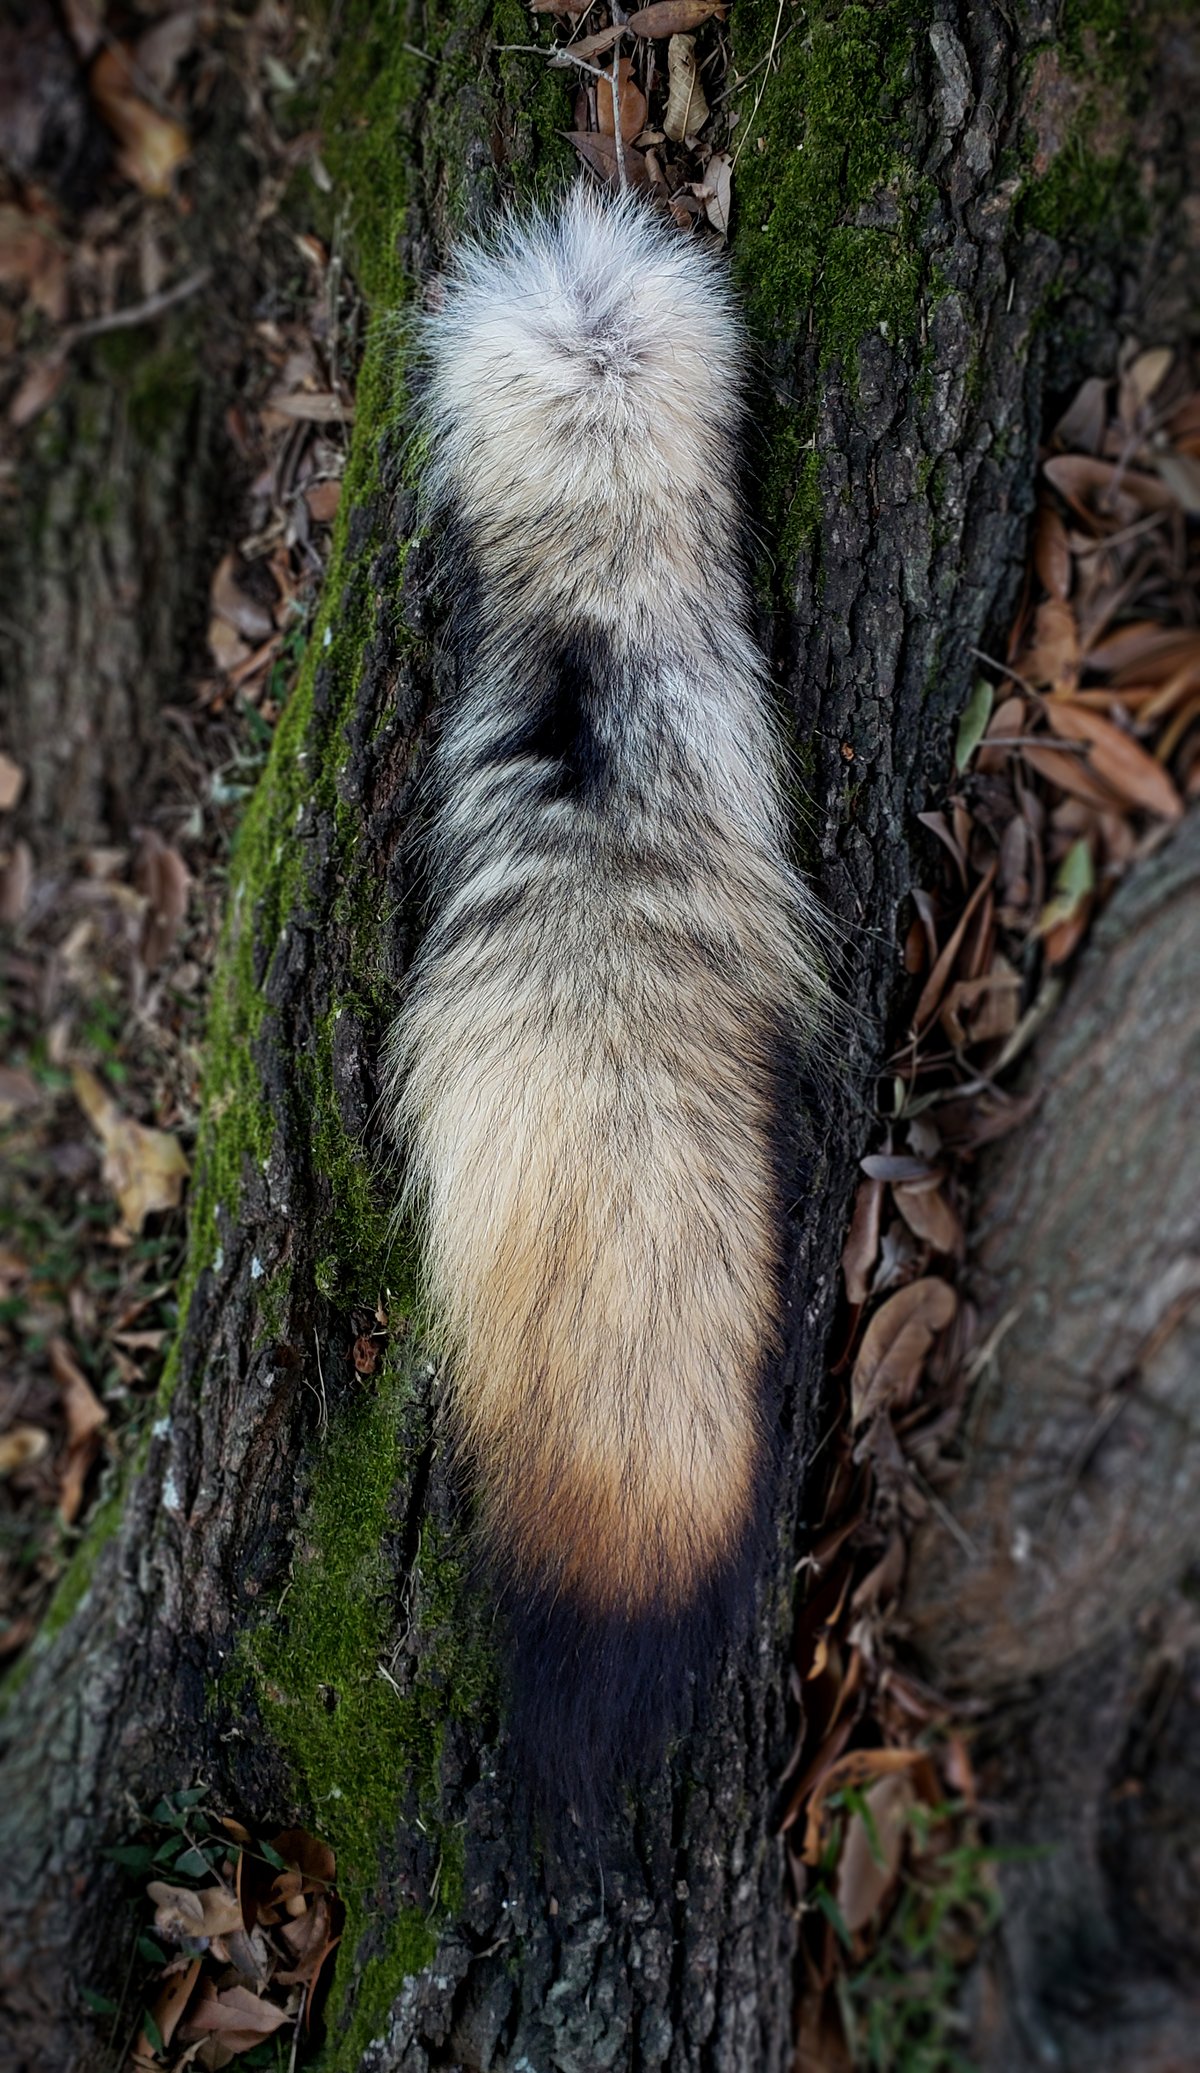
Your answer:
287;1983;308;2073
63;268;212;348
493;40;620;84
710;19;799;103
730;0;788;171
610;20;628;194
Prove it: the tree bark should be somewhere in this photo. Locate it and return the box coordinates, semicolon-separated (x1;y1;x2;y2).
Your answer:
1;4;1195;2069
903;810;1200;2072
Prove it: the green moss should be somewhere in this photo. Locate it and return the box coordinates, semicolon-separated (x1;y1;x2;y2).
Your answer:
1059;0;1154;82
88;332;199;445
241;1344;493;2063
732;0;930;358
1015;5;1173;245
763;412;824;576
1019;123;1147;241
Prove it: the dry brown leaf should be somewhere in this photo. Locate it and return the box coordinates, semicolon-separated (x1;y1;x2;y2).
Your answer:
0;752;25;811
562;23;624;58
180;1980;289;2051
860;1154;940;1184
135;6;209;93
270;1828;336;1889
209;553;275;642
1017;740;1124;811
273;1893;339;1985
913;862;996;1032
939;964;1022;1049
265;390;354;424
1052;375;1108;455
835;1771;915;1934
1042;897;1092;967
1118;346;1173;427
597;56;649;142
145;1956;203;2054
90;45;190;196
1043;699;1182;819
802;1747;927;1864
851;1278;957;1424
72;1066;190;1235
1153;450;1200;514
0;1067;39;1117
842;1176;883;1308
693;150;732;236
49;1334;106;1522
0;1424;50;1476
50;1336;106;1447
148;1880;244;1943
892;1181;963;1256
208;616;251;674
304;479;342;524
563;130;650;187
1034;503;1072;602
628;0;727;29
1020;596;1080;689
9;353;67;427
135;829;191;970
1043;452;1175;524
1091;624;1200;680
663;33;709;139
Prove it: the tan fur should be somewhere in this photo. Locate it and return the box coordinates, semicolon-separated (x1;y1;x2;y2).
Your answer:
387;189;827;1633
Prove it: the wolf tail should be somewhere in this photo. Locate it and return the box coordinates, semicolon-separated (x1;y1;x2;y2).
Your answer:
387;186;826;1811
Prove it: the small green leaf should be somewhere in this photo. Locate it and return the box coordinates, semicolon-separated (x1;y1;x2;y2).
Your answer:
137;1934;168;1966
955;678;994;772
173;1845;212;1880
142;2005;166;2054
258;1839;288;1869
814;1882;855;1950
103;1844;154;1871
1056;835;1095;902
153;1833;186;1865
81;1987;119;2016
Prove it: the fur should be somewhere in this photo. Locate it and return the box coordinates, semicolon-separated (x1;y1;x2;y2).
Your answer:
385;186;826;1810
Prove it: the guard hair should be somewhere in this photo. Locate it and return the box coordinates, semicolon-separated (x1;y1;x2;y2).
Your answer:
386;184;828;1816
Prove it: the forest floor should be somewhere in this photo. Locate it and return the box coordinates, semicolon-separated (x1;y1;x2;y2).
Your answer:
2;3;1198;2070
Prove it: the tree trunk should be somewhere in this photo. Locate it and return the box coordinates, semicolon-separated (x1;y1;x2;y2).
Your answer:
1;3;1194;2068
902;807;1200;2072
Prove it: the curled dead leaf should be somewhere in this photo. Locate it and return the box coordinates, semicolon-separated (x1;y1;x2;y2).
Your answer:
597;56;648;143
1043;699;1182;820
72;1066;190;1235
842;1176;884;1308
179;1979;289;2051
893;1180;963;1256
148;1879;244;1943
0;752;26;811
1033;502;1072;602
8;352;68;428
628;0;727;30
0;837;33;921
0;1424;50;1476
563;130;650;188
90;45;190;197
851;1278;957;1424
835;1771;915;1933
663;34;709;139
135;830;191;971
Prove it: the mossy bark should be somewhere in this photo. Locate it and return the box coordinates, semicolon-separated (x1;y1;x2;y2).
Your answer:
0;3;1194;2068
